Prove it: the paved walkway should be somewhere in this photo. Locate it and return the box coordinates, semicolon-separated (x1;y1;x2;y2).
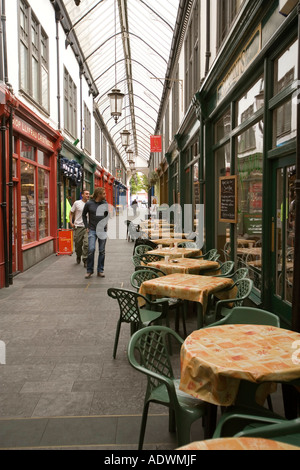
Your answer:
0;235;285;449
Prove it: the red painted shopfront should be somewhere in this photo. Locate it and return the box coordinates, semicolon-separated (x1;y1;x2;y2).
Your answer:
0;85;63;288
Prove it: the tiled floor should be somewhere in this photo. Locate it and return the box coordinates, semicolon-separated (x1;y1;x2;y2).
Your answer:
0;234;286;449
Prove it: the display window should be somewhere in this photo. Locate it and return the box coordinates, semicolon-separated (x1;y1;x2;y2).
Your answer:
20;141;51;245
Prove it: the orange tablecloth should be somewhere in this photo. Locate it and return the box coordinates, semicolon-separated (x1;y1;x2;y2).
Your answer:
148;258;219;275
180;324;300;407
177;437;300;451
149;247;202;258
139;273;235;316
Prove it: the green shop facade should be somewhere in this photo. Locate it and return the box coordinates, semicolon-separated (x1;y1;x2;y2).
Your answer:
167;1;298;330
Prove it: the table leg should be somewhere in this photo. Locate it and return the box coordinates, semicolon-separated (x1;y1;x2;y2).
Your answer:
197;303;204;329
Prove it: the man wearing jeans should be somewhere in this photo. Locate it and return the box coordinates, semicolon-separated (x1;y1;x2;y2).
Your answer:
82;187;109;279
69;189;90;267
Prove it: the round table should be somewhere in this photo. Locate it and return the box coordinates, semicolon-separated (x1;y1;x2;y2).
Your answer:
177;437;300;450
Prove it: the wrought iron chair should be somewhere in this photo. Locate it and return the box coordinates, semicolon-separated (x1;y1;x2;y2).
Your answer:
127;326;206;449
107;287;169;359
227;267;249;282
131;255;142;268
135;265;166;277
208;261;235;277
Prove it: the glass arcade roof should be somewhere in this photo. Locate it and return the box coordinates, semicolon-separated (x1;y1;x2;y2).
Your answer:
60;0;181;169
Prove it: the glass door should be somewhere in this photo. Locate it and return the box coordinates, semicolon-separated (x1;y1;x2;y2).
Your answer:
271;158;295;323
12;182;19;274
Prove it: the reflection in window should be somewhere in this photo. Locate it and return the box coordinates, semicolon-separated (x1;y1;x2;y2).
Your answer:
236;121;263;292
215;109;231;143
236;77;264;126
21;161;36;245
38;169;49;239
273;98;297;148
274;40;298;95
20;140;35;161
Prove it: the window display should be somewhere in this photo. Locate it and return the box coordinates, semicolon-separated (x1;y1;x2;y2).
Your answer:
38;168;49;239
21;161;36;244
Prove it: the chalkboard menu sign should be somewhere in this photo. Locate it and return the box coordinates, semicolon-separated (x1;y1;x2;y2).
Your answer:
219;176;237;223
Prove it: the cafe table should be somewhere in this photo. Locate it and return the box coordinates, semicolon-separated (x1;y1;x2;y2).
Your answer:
180;324;300;407
148;258;220;275
237;247;262;258
152;238;189;247
139;273;236;328
177;437;300;451
148;247;202;258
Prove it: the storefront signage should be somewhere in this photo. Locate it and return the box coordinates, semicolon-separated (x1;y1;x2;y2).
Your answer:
13;116;54;152
150;135;162;152
219;176;237;223
217;27;261;103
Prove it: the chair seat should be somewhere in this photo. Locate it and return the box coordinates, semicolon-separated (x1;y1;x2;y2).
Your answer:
149;379;205;413
140;308;163;325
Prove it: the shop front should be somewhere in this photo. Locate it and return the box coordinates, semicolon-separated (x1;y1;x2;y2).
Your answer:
194;0;297;328
0;94;63;288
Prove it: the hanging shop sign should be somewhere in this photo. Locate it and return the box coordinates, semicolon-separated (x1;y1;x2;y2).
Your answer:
219;175;238;224
60;158;83;186
150;135;162;152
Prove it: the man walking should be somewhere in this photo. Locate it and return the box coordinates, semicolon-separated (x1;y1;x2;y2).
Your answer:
69;189;90;267
82;187;109;279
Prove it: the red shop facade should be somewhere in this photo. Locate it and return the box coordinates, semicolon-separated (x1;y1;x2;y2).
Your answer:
0;85;63;288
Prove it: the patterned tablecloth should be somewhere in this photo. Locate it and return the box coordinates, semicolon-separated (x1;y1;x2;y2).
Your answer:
148;258;220;275
148;247;202;258
139;273;235;315
152;238;190;247
177;437;300;451
180;324;300;406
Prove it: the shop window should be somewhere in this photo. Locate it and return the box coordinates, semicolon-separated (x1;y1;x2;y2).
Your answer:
38;169;49;239
21;161;36;245
19;0;49;112
274;40;298;95
215;143;231;257
37;150;50;167
214;109;231;143
217;0;245;49
21;141;35;161
236;121;263;292
273;99;297;148
84;103;92;154
236;77;264;126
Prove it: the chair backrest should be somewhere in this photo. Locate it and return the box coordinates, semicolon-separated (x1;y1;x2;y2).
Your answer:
219;306;280;327
205;249;218;260
230;267;249;281
213;253;221;262
135;265;166;276
234;278;253;305
131;269;160;290
220;261;235;276
178;242;198;248
140;253;165;264
132;255;142;267
107;287;142;324
128;326;183;395
135;245;153;256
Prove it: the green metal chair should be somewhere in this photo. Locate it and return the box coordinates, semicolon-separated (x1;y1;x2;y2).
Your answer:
234;417;300;448
140;253;165;264
127;326;206;449
130;270;186;337
207;306;280;328
134;245;154;256
132;255;142;267
214;278;253;319
207;261;235;277
197;249;218;260
135;265;166;277
107;287;169;359
228;267;249;282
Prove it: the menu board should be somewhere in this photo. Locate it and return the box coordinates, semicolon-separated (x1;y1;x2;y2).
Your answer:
219;176;237;223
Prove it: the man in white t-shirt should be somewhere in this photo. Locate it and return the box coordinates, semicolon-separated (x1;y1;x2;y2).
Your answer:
69;189;90;267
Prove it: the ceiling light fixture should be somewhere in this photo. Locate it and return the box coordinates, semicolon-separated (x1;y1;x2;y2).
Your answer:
108;0;124;124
